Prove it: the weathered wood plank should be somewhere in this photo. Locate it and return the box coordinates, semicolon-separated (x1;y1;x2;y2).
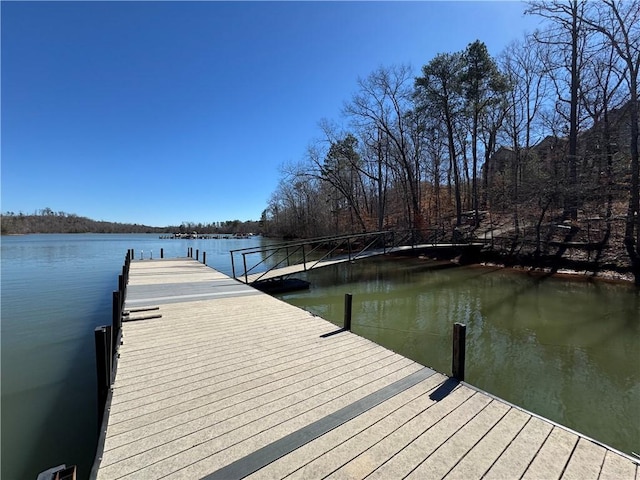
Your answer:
483;416;553;480
246;374;448;480
599;450;638;479
443;407;530;479
105;344;395;453
363;390;491;480
405;400;510;479
204;368;437;480
561;438;606;479
106;363;421;479
521;426;578;480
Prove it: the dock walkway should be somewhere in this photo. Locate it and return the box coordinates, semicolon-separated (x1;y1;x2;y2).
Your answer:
93;258;639;479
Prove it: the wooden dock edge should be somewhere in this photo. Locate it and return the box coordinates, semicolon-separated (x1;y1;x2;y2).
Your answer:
460;381;640;467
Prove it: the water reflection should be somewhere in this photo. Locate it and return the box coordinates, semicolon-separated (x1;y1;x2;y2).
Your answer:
276;256;640;455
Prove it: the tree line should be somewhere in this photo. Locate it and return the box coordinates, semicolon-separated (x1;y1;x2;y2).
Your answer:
263;0;639;280
0;210;262;235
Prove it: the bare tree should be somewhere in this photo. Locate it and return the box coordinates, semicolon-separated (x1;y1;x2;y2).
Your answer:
578;0;640;282
498;36;550;235
344;65;422;231
528;0;590;220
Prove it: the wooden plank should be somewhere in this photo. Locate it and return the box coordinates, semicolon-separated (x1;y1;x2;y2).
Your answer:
561;438;606;479
288;389;478;480
106;363;421;479
521;426;578;480
105;341;392;448
107;336;404;429
110;334;376;409
443;407;530;479
246;374;449;480
405;399;510;479
203;368;436;480
599;450;637;479
483;416;553;480
362;390;491;480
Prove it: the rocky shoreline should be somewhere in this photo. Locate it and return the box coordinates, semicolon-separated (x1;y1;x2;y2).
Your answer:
413;243;638;285
476;261;636;284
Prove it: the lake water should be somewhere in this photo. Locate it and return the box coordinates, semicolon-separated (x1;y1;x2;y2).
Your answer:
1;235;639;479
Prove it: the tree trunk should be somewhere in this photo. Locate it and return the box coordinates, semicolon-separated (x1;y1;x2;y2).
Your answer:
566;0;580;221
624;83;640;285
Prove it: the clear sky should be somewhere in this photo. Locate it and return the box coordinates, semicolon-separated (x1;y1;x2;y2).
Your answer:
1;1;541;227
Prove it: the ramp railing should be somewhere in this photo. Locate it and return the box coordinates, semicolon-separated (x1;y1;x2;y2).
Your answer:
230;231;394;284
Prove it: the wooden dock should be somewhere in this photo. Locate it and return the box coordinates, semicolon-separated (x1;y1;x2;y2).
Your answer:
92;258;639;479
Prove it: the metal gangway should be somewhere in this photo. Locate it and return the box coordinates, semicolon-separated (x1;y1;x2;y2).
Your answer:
229;228;476;285
229;231;401;285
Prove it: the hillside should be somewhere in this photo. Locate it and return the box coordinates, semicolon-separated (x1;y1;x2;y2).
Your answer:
0;212;168;235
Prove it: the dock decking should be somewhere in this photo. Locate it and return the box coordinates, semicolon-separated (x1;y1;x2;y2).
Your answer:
93;258;639;479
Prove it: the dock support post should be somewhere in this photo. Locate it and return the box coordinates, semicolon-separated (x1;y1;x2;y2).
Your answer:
203;252;206;265
344;293;353;331
196;249;199;261
160;248;164;259
112;291;121;352
452;322;466;381
243;253;248;284
231;252;236;278
94;325;112;429
302;245;307;271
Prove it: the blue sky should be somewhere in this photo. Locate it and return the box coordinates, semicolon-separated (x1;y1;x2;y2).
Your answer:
2;1;541;227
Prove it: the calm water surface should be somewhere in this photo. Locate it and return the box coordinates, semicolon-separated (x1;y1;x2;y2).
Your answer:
275;255;640;457
2;235;639;479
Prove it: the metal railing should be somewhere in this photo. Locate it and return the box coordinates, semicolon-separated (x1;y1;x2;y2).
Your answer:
230;231;395;284
229;226;479;284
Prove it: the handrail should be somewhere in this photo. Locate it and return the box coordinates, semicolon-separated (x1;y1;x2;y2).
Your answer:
229;230;391;256
229;227;475;283
230;231;393;282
